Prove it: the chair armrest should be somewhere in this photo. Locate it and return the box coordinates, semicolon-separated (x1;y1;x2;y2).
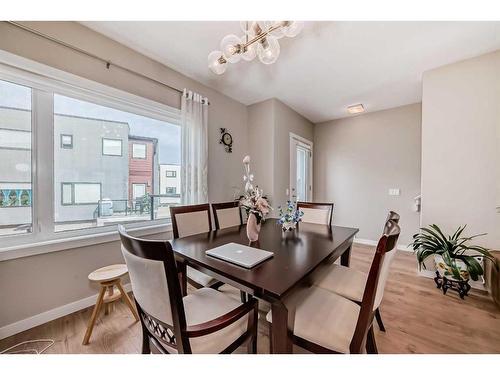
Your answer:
186;297;257;338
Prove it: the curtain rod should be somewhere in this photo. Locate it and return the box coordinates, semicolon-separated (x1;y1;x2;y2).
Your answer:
6;21;209;103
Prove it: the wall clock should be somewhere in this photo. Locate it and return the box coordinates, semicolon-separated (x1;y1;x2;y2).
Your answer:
219;128;233;153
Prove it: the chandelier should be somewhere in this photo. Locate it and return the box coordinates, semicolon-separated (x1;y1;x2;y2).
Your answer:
208;21;304;75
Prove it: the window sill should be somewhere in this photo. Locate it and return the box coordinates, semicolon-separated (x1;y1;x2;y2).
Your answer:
0;223;172;262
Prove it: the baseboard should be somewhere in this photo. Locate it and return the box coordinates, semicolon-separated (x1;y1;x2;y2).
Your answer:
0;283;132;340
354;237;411;252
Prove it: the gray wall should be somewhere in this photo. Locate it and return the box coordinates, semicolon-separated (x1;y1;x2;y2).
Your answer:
54;115;129;222
421;50;500;249
314;103;422;245
0;21;249;329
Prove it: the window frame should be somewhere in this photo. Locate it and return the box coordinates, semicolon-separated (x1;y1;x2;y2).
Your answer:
60;134;73;149
0;50;182;260
166;170;177;178
165;186;177;195
102;137;123;157
132;142;147;159
61;182;102;206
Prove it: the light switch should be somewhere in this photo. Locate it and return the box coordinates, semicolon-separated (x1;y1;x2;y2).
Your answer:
389;188;401;196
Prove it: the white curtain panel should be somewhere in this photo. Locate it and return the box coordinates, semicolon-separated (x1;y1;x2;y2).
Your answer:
181;89;209;204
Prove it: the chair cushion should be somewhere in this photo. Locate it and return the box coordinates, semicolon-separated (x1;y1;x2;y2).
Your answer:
266;286;360;353
167;288;248;354
187;266;215;287
217;284;244;302
301;207;331;225
313;263;367;303
216;207;241;229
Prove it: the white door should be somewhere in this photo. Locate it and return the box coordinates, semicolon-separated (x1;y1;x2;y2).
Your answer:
290;133;313;202
132;183;146;200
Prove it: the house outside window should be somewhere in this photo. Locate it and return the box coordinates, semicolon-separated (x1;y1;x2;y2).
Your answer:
60;134;73;149
102;138;123;156
166;170;176;178
132;143;146;159
166;187;176;195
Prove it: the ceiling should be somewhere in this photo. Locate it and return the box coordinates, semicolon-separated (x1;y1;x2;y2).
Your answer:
81;21;500;123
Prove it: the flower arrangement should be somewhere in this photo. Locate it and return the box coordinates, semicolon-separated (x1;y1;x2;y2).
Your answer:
278;199;304;232
239;155;271;225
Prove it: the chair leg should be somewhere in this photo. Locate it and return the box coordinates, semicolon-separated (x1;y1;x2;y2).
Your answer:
82;285;106;345
366;325;378;354
247;302;258;354
375;308;386;332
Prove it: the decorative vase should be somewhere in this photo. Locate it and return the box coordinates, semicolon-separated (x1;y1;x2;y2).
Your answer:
246;213;261;242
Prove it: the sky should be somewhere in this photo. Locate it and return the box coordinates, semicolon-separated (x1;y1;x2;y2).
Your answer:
0;80;181;164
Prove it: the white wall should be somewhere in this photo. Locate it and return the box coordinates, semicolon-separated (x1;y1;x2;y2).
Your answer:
314;103;422;245
421;50;500;249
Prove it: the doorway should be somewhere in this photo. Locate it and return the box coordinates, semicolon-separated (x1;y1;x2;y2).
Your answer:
290;133;313;202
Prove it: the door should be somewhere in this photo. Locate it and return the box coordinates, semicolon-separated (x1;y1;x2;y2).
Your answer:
132;183;147;201
290;133;313;202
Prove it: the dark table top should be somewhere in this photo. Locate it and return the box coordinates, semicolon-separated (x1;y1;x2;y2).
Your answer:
170;219;359;299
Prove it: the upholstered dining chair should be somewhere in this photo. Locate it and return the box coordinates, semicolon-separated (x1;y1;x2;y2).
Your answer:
311;211;401;332
170;204;218;289
118;225;258;354
297;201;334;226
266;220;400;354
212;201;243;230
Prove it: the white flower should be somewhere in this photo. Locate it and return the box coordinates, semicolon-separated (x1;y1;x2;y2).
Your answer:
243;155;251;164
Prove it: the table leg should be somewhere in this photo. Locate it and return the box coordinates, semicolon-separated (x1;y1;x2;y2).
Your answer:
270;299;294;354
341;244;352;267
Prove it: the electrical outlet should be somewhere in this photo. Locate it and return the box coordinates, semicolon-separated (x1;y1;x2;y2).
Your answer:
389;188;401;196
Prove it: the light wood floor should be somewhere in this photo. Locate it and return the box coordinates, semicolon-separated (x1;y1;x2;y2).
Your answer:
1;244;499;354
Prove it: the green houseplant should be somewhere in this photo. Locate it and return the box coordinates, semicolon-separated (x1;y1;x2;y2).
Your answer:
411;224;495;282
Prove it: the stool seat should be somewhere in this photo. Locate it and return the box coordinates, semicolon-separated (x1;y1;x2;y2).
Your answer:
88;264;128;282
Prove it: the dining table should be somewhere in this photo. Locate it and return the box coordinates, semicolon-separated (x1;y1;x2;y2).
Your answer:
170;218;359;354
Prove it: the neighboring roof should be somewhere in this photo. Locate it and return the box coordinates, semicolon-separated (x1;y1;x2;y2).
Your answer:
128;135;158;144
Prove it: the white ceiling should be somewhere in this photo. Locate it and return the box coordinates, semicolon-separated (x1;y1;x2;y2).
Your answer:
81;21;500;123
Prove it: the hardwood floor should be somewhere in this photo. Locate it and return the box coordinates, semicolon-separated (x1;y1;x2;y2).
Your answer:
1;244;499;354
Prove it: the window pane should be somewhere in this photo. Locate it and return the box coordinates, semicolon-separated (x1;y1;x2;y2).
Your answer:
61;134;73;149
0;79;32;237
62;183;72;204
74;183;101;204
54;94;181;232
132;143;146;159
102;138;122;156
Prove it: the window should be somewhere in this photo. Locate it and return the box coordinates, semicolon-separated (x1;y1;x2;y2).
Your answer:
102;138;123;156
166;170;177;178
0;79;32;237
0;61;181;251
166;187;177;195
132;184;147;200
60;134;73;149
132;143;146;159
54;94;180;233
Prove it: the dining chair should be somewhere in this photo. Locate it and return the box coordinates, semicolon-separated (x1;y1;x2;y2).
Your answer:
297;201;334;226
311;211;401;332
212;201;243;230
118;225;258;354
170;204;218;289
266;220;400;354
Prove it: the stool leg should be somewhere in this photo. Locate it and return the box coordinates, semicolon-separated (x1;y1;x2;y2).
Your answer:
116;280;139;321
104;286;113;315
83;285;106;345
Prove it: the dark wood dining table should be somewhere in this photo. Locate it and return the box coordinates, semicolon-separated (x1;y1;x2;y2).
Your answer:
170;219;359;354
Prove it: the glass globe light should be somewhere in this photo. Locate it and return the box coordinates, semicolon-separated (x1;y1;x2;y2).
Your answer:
257;36;280;65
283;21;304;37
240;36;257;61
266;21;286;39
240;21;258;35
220;34;242;63
208;50;227;75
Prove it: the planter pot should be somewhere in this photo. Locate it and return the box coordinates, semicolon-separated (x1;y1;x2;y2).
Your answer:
246;213;261;242
434;254;469;281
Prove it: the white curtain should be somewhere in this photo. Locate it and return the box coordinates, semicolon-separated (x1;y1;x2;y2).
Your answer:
181;89;209;204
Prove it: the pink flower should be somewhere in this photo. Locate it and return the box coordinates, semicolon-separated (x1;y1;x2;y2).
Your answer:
255;197;270;215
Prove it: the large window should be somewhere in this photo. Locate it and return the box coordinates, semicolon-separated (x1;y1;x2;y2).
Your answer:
0;79;32;237
0;61;181;249
54;94;181;233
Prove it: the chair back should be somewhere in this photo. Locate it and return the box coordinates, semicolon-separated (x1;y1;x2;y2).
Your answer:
212;201;243;230
350;220;400;353
170;203;212;239
118;225;191;353
297;202;334;226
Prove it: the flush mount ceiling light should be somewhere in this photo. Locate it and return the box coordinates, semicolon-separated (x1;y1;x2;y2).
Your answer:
208;21;304;75
347;104;365;114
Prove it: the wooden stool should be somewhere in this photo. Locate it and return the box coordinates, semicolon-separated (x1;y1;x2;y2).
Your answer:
82;264;139;345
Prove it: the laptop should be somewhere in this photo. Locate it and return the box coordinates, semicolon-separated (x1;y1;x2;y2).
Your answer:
206;242;273;268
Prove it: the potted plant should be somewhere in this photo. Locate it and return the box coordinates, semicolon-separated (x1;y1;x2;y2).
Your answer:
411;224;496;298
